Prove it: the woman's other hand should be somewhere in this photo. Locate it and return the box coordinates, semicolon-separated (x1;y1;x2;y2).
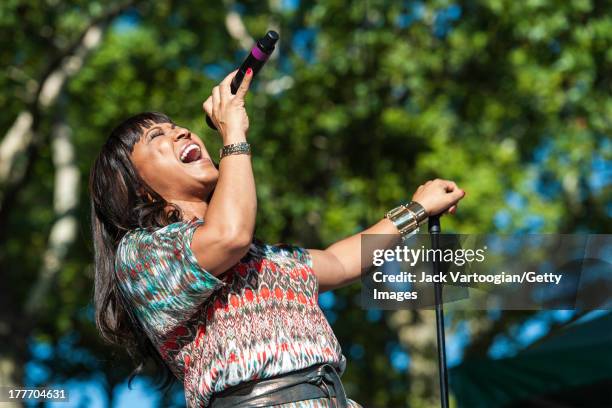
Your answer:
411;178;466;216
202;68;253;142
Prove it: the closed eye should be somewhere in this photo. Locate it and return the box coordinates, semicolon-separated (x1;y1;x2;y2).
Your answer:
150;130;163;139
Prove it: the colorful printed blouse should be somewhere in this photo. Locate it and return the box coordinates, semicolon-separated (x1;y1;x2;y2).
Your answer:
115;219;362;407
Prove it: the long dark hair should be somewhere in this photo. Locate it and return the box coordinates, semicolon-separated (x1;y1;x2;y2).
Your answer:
89;112;182;390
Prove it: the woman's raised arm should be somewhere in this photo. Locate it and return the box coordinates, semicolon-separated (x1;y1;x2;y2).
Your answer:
191;69;257;276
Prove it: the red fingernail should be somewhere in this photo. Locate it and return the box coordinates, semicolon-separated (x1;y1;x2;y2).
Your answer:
246;68;253;75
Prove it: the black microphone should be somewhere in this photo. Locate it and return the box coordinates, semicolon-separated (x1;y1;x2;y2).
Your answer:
206;30;279;130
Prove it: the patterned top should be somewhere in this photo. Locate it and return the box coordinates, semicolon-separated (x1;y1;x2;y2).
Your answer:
115;219;361;407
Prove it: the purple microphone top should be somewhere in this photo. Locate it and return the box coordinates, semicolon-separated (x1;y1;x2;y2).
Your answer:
251;30;278;61
251;45;271;61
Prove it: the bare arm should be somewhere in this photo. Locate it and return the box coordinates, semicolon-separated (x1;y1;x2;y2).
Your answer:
310;179;466;292
192;69;257;276
310;218;399;292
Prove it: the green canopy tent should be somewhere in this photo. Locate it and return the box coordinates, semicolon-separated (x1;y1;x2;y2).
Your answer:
450;312;612;408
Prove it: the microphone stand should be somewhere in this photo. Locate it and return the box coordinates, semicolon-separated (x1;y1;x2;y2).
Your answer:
428;215;449;408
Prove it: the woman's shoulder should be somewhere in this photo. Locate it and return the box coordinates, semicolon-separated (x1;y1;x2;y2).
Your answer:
114;219;209;280
116;219;205;261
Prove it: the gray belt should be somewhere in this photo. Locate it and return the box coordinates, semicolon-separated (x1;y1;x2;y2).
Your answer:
209;363;348;408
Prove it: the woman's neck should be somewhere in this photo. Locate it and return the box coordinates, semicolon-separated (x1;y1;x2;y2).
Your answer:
171;199;209;221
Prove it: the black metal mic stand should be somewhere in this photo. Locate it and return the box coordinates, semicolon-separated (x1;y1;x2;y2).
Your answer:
428;214;449;408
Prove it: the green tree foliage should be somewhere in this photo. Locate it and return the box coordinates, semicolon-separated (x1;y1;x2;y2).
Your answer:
1;0;609;407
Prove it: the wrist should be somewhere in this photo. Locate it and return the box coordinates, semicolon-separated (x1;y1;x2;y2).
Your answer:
405;201;428;223
220;142;251;159
385;201;429;241
221;130;247;145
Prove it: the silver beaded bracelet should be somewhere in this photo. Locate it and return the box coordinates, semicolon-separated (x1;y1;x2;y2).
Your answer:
220;142;251;159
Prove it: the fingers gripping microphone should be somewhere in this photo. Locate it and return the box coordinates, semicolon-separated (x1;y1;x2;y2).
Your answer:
205;30;279;130
230;31;279;94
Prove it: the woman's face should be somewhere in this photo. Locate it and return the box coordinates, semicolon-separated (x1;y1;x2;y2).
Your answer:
131;122;218;202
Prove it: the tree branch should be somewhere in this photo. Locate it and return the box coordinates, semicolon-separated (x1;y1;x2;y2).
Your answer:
0;1;132;207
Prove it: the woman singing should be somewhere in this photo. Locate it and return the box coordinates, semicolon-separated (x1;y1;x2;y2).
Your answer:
90;68;465;407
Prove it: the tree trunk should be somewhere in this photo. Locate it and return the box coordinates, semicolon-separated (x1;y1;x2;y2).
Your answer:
0;357;22;408
25;121;80;316
389;310;440;407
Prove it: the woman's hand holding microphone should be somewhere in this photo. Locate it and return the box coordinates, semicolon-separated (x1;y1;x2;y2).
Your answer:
202;68;253;144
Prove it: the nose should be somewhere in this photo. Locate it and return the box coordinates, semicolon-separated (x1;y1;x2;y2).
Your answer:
174;128;191;141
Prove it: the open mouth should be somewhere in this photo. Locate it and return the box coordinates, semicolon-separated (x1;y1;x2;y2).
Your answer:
180;143;203;163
